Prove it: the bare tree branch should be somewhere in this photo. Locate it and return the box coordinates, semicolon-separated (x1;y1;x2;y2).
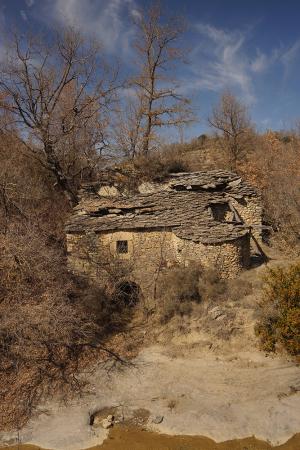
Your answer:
0;27;118;205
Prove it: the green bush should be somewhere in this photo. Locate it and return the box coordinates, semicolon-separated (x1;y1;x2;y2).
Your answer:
255;263;300;356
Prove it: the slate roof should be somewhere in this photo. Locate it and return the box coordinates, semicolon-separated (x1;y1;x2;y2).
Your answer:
66;170;259;244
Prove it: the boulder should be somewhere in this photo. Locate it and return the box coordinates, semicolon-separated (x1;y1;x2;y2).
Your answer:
91;411;115;429
151;415;164;424
101;418;113;429
209;306;224;320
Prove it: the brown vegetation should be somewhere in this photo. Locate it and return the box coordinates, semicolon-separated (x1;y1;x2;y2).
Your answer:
208;91;255;171
239;131;300;250
156;264;252;324
255;263;300;356
132;147;190;181
0;114;129;430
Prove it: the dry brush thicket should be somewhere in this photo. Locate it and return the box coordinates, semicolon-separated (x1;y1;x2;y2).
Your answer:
156;264;252;324
0;126;131;430
239;131;300;250
0;132;86;428
255;263;300;357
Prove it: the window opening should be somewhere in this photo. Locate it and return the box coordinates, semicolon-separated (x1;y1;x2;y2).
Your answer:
116;240;128;254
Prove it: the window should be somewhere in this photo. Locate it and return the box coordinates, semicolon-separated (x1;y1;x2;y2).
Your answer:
116;240;128;254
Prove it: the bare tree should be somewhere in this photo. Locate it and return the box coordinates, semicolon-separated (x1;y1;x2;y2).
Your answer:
126;3;193;156
208;91;254;170
0;27;117;205
114;93;144;159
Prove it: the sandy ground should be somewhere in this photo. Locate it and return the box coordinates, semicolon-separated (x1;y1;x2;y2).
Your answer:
1;343;299;450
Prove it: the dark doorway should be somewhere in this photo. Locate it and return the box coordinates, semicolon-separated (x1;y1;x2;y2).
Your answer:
115;281;140;307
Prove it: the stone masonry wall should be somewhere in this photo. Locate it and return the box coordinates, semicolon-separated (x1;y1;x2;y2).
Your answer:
67;229;250;302
173;234;250;278
230;196;263;240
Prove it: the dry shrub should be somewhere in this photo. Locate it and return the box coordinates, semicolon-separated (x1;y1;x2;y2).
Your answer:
198;268;228;303
74;232;140;313
255;262;300;356
226;277;253;302
79;278;138;335
157;264;253;324
0;224;99;429
133;148;190;182
0;225;133;430
157;265;200;322
0;126;131;430
0;129;70;240
239;131;300;251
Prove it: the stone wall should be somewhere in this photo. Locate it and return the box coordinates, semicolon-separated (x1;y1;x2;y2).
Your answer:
230;196;263;239
173;234;250;278
67;228;250;302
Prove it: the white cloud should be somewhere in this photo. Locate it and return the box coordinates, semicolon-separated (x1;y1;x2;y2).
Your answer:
25;0;35;7
251;47;282;74
50;0;137;55
281;40;300;65
120;86;137;99
130;8;142;20
261;118;271;126
280;40;300;79
186;22;300;104
189;23;256;104
20;10;28;21
250;51;269;73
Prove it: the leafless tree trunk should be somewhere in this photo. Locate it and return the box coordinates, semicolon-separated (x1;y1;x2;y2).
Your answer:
114;93;145;159
208;91;254;171
0;27;118;205
126;2;193;156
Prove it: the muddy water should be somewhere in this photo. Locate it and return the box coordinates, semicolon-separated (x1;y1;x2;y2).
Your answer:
3;431;300;450
98;430;300;450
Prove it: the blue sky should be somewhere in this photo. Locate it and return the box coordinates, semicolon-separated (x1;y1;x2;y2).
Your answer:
1;0;300;139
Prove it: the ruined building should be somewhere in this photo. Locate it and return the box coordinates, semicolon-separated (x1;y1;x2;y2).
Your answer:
66;170;262;301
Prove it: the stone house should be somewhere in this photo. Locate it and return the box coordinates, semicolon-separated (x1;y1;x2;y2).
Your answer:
66;170;262;302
